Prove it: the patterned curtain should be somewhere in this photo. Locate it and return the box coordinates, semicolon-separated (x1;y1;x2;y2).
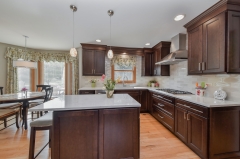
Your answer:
111;55;137;67
6;57;18;93
5;47;79;94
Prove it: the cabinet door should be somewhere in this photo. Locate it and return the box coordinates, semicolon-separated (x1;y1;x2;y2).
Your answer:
82;49;94;76
139;90;148;113
202;12;226;74
187;112;208;159
175;106;188;143
52;110;98;159
188;25;203;75
94;50;105;76
144;52;153;76
99;108;139;159
227;11;240;73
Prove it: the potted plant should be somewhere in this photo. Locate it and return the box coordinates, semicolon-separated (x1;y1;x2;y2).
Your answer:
90;79;97;87
150;80;157;87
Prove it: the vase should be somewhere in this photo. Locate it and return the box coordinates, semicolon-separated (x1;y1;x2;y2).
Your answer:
91;83;96;88
106;90;114;98
151;83;155;87
22;91;27;97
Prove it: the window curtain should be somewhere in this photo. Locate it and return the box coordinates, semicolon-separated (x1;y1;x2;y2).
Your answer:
111;55;137;67
5;47;79;94
5;57;18;93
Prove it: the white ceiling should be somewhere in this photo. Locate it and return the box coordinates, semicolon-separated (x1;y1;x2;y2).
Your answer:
0;0;219;51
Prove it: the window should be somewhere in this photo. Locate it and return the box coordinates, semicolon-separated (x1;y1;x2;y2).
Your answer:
44;61;65;95
111;63;136;83
17;68;30;91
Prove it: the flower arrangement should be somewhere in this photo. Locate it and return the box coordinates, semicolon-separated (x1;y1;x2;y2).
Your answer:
90;79;98;83
21;87;28;92
101;74;121;98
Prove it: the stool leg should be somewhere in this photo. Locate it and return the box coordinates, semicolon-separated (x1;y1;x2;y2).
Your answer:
29;127;36;159
40;111;43;117
16;112;19;129
4;119;7;128
20;106;22;118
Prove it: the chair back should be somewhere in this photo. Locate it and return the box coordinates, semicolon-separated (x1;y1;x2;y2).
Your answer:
0;87;3;95
44;87;53;102
36;85;51;92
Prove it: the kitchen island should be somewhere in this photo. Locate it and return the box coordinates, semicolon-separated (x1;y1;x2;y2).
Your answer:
29;94;141;159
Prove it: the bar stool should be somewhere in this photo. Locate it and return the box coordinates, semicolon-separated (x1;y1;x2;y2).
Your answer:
28;112;52;159
0;108;20;128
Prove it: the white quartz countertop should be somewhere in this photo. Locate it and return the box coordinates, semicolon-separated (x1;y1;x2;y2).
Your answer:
79;87;240;108
29;94;141;111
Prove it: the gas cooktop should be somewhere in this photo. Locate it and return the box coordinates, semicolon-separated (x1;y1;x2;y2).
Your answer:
156;89;193;95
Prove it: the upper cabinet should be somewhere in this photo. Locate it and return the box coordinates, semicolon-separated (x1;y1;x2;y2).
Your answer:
153;41;171;76
142;48;154;76
185;0;240;75
81;44;106;76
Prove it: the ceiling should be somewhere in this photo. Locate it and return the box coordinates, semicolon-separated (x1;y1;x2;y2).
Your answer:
0;0;219;51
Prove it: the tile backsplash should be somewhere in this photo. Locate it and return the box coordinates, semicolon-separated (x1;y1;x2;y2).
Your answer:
157;61;240;102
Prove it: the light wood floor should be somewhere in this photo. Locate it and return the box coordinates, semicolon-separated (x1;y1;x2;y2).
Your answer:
0;113;200;159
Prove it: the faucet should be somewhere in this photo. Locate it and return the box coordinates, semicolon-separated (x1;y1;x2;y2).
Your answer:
122;74;128;87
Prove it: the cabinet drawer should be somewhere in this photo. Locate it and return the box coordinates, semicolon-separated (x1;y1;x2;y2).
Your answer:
175;99;208;118
153;97;174;118
152;106;174;132
152;92;175;104
79;90;95;95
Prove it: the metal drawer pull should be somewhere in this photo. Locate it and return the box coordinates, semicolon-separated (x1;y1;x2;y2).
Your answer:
177;103;190;108
187;114;190;121
158;103;164;107
94;69;95;74
158;114;164;119
92;69;93;74
190;107;203;113
202;62;206;71
199;63;201;71
184;112;186;119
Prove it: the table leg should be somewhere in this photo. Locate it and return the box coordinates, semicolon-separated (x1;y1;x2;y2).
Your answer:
22;101;29;129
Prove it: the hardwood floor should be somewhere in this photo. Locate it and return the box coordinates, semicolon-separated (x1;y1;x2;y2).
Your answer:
0;113;199;159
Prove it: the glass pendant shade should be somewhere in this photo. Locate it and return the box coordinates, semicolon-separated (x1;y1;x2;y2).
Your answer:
108;49;113;59
70;48;77;57
13;60;37;69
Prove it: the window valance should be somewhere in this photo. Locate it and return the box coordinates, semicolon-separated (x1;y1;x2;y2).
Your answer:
5;47;77;63
111;55;137;67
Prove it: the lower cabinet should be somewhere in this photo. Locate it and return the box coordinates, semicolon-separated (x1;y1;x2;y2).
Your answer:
114;90;148;113
52;108;139;159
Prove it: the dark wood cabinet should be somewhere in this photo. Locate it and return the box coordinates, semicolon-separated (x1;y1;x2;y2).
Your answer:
175;106;188;143
81;44;106;76
153;42;171;76
79;90;95;95
114;90;148;113
185;1;240;74
52;108;140;159
99;108;139;159
142;48;154;76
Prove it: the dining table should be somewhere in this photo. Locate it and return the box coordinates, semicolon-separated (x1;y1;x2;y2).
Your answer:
0;92;45;129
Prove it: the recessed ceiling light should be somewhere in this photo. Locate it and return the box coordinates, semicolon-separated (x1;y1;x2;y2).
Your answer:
96;39;101;42
145;43;150;46
174;14;185;21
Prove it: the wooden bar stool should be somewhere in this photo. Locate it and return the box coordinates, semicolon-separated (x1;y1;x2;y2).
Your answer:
0;109;19;128
29;112;52;159
0;103;22;127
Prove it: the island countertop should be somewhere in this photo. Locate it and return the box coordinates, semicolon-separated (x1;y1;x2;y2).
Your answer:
28;94;141;111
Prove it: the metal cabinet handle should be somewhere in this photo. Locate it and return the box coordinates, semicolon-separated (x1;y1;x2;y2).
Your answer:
199;63;202;71
187;114;190;121
158;114;164;119
177;103;190;108
202;62;206;71
92;69;93;74
158;103;164;107
94;69;95;74
184;112;187;119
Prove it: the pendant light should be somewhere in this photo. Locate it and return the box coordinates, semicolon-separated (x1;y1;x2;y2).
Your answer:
107;10;114;59
13;36;37;69
70;5;77;57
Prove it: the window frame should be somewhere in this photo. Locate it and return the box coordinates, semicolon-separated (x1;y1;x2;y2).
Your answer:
111;65;136;83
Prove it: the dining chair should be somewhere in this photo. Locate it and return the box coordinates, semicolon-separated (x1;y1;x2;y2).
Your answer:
29;112;52;159
36;85;51;92
29;87;53;118
0;108;20;129
0;87;22;127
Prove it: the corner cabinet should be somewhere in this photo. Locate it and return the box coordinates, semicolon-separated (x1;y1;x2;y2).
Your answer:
185;1;240;75
81;43;106;76
142;48;154;76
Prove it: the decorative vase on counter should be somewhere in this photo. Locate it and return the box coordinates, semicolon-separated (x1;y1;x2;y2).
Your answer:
106;90;114;98
22;91;27;97
91;83;96;88
151;83;155;87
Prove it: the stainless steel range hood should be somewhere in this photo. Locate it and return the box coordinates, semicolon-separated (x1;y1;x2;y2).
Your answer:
156;33;188;65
